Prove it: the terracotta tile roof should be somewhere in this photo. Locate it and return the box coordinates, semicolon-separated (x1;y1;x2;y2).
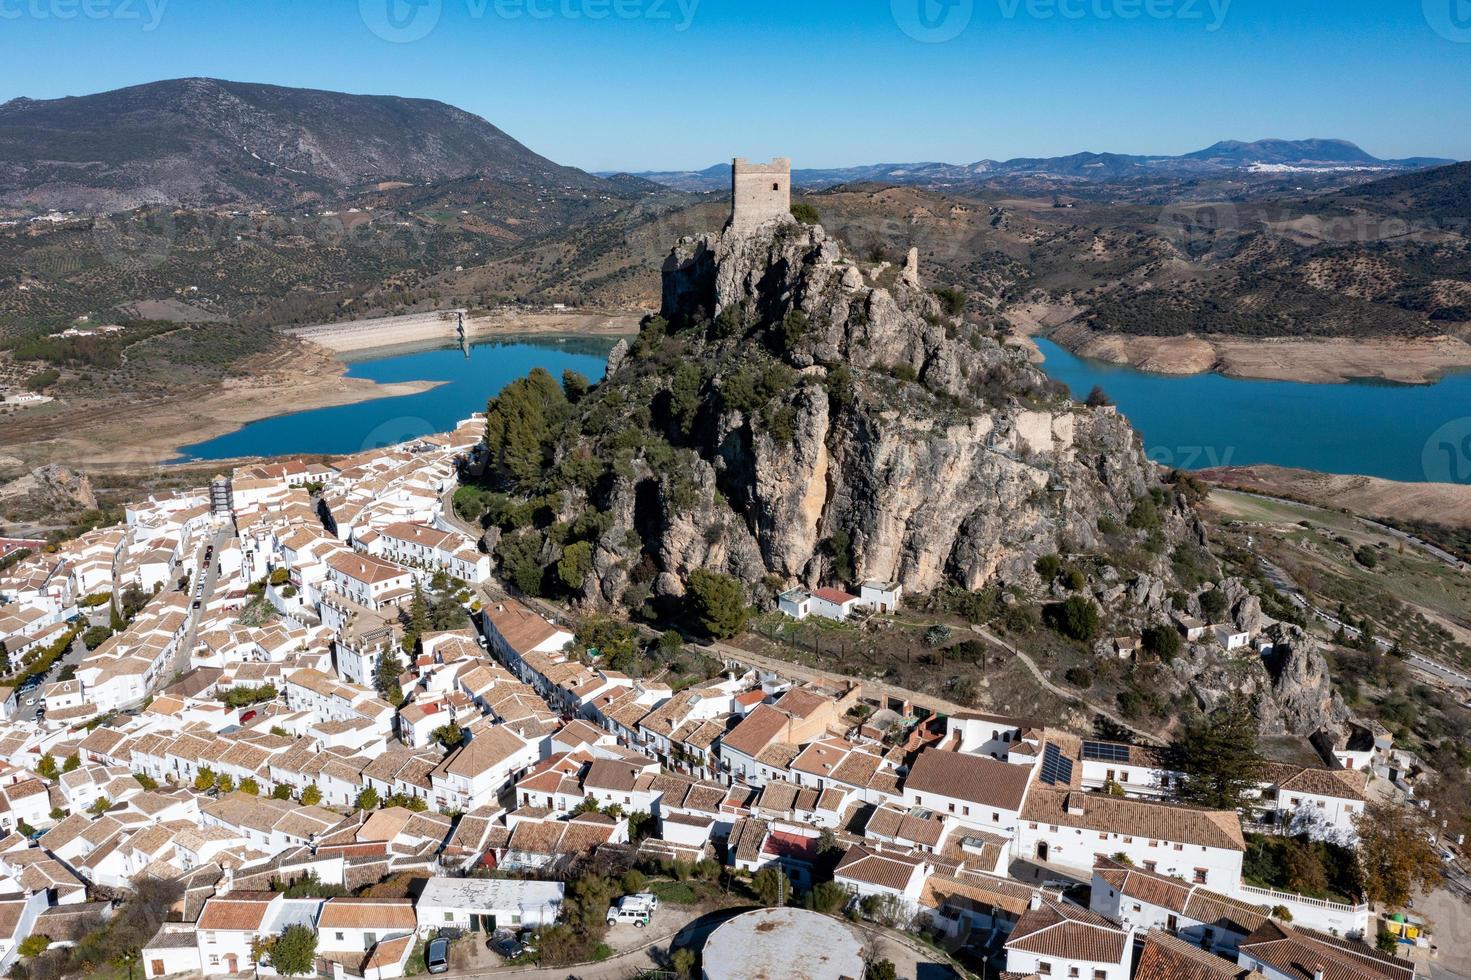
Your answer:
720;703;791;758
483;599;563;655
919;869;1038;916
905;749;1033;810
317;897;417;930
834;843;928;892
1023;789;1245;851
1238;921;1413;980
1276;767;1369;802
773;687;830;719
196;893;277;931
1005;897;1129;964
1135;930;1259;980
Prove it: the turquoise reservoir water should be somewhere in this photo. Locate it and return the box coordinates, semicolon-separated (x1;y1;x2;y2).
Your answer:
174;336;616;462
1034;338;1471;485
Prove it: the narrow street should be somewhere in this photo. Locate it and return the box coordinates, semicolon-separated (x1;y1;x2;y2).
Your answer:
168;524;233;685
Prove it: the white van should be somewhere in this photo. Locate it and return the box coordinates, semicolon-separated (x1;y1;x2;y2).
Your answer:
605;904;651;927
621;892;660;912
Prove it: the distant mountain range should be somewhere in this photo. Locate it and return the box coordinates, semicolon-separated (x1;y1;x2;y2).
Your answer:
611;139;1458;192
0;77;620;214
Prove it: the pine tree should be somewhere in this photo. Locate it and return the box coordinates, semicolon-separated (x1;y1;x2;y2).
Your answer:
1166;695;1264;812
374;646;404;706
686;570;750;640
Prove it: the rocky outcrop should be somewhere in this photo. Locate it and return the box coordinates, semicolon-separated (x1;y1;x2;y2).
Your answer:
633;219;1189;594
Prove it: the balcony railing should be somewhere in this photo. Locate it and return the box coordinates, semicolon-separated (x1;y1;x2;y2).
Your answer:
1237;883;1367;913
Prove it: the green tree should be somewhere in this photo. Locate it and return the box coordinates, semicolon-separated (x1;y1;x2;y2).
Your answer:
1199;587;1229;623
669;362;705;436
216;774;235;794
557;540;594;592
1356;802;1444;909
1167;696;1264;812
1142;623;1182;661
484;367;568;486
804;881;849;914
1046;596;1101;642
497;531;546;596
239;778;260;796
88;796;113;816
671;947;697;979
82;625;114;649
17;935;50;957
300;785;322;806
432;721;464;751
790;202;820;225
271;924;318;976
687;569;749;640
63;754;80;773
825;531;855;583
272;784;292;800
37;754;58;780
562;369;592;403
374;648;405;707
406;582;429;648
356;786;380;811
621;869;647;894
751;866;789;907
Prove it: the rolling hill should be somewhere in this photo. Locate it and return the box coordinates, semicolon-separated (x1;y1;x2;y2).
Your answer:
618;139;1457;193
0;77;613;214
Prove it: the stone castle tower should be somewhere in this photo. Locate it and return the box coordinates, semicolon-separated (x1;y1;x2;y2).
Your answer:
729;157;792;232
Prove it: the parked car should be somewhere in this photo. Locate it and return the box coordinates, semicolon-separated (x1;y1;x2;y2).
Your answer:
605;905;650;927
489;935;524;960
425;937;449;975
624;892;659;912
24;699;36;707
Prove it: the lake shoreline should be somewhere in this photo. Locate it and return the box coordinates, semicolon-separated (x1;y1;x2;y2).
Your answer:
1033;337;1471;484
1005;300;1471;385
288;308;642;355
1044;321;1471;386
0;339;445;472
173;334;615;462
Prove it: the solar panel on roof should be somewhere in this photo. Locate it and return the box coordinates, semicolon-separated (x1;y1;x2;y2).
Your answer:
1082;741;1131;763
1040;743;1074;786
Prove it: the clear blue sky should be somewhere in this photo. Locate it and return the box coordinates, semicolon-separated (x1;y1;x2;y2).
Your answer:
1;0;1467;172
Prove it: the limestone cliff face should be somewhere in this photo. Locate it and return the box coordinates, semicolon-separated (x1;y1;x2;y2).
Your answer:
600;219;1183;594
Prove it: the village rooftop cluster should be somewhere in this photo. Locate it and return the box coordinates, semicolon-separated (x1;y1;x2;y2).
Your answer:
0;411;1435;980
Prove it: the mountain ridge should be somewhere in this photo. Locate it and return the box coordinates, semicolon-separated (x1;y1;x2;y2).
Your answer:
612;139;1459;192
0;76;611;214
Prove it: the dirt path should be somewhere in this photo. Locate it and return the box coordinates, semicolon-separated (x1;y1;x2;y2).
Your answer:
962;622;1164;745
